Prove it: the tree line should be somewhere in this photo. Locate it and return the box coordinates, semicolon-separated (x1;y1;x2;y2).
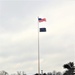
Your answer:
0;62;74;75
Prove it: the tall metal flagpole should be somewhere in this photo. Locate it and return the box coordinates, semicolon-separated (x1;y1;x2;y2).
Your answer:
37;17;46;75
38;17;40;75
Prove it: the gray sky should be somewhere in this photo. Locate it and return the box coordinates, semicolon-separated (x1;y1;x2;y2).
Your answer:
0;0;75;74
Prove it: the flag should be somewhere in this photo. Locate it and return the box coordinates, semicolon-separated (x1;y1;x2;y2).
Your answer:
38;18;46;22
40;28;46;32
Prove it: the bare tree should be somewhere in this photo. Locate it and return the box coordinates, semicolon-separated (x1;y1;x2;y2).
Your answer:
0;70;8;75
56;72;62;75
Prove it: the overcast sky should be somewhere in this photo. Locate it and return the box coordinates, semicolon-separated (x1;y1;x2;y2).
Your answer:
0;0;75;75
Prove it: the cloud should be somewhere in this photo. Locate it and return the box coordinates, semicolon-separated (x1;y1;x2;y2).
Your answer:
0;0;75;74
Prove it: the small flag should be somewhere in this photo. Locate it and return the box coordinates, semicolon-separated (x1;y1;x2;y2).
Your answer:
38;18;46;22
40;28;46;32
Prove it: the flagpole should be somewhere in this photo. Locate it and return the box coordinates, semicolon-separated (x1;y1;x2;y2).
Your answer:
37;17;46;75
38;17;40;75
